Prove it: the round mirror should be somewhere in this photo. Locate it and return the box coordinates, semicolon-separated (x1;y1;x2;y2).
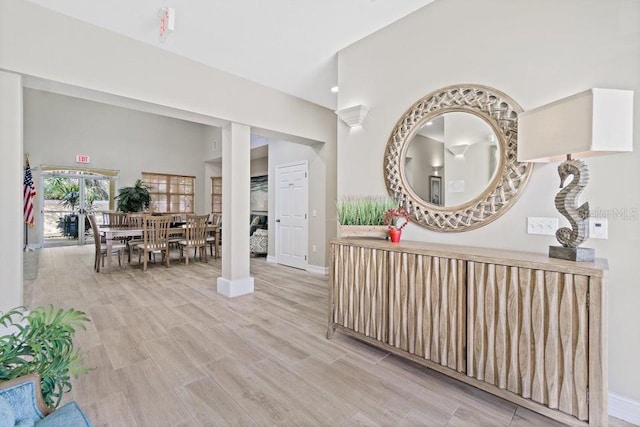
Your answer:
403;112;500;208
384;84;532;232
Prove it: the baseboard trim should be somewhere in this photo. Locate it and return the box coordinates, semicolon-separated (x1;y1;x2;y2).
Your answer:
266;255;277;264
216;276;254;298
609;392;640;425
306;264;328;275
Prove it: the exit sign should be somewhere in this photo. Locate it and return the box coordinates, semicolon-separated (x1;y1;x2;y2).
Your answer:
76;154;90;164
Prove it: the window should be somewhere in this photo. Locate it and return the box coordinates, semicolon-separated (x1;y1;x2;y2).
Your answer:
142;172;195;213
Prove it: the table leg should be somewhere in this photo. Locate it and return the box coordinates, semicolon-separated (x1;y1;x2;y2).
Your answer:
215;230;219;259
105;236;113;274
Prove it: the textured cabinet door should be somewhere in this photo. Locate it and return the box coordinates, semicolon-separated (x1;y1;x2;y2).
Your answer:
387;251;466;372
467;262;589;421
331;243;466;373
332;244;389;342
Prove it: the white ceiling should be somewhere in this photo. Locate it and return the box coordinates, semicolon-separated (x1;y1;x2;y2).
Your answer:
25;0;434;109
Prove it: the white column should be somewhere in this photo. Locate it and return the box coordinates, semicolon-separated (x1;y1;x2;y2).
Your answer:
217;122;254;297
0;70;23;312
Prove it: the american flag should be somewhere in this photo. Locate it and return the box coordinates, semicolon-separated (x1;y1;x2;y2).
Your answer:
24;157;36;227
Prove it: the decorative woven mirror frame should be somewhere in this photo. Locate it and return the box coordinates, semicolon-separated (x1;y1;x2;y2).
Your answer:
384;84;532;232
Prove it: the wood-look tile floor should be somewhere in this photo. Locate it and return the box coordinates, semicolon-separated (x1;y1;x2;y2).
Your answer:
24;245;633;427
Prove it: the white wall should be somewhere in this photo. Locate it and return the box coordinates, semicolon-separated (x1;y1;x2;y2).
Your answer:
338;0;640;407
0;71;23;312
405;135;442;202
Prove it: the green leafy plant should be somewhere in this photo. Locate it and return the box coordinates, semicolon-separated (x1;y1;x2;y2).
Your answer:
0;306;91;409
115;179;151;212
337;196;397;226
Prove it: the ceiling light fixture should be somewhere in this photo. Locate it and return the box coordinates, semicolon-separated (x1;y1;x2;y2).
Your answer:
330;86;339;93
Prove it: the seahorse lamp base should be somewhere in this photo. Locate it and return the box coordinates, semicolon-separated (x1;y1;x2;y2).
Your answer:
549;246;595;262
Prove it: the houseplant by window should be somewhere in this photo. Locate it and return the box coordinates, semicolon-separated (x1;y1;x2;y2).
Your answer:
384;207;411;242
115;179;151;212
0;306;91;409
336;196;397;238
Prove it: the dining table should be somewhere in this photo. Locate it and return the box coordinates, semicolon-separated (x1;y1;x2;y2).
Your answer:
99;226;143;273
99;223;220;272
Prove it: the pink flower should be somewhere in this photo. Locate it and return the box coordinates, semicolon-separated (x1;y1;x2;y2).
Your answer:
383;207;411;230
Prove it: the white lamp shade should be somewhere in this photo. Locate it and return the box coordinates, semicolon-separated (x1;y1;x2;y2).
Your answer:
518;88;634;162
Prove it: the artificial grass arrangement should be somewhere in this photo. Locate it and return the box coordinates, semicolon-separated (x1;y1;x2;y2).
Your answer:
337;196;398;226
0;306;91;409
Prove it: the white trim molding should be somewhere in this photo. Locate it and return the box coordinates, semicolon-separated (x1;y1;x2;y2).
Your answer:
266;255;277;264
609;392;640;425
335;104;369;127
217;276;254;297
306;264;328;276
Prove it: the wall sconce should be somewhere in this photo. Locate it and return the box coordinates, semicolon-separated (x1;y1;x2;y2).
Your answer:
518;88;634;261
335;105;370;128
446;144;469;158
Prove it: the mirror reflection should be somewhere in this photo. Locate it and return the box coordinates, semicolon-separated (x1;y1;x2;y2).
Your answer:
404;112;500;207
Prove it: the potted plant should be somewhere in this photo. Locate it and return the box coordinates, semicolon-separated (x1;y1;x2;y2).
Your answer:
115;179;151;212
336;196;398;238
0;305;91;409
384;207;411;242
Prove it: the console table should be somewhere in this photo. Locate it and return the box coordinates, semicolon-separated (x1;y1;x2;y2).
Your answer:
327;238;608;426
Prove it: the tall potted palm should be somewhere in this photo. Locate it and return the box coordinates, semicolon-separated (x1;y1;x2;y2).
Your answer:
115;179;151;212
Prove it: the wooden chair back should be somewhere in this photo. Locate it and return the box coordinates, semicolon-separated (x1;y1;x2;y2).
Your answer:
210;213;222;227
127;213;145;228
185;214;209;245
142;215;171;251
88;214;101;253
104;212;128;227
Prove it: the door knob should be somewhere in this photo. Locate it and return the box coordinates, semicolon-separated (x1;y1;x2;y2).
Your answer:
276;219;281;223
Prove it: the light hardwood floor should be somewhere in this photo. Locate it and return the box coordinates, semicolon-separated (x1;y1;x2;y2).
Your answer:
23;245;633;427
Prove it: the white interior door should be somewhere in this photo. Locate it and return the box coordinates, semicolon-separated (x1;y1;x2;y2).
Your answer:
275;162;308;269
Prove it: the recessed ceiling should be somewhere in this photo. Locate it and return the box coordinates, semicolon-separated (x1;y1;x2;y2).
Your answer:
25;0;434;109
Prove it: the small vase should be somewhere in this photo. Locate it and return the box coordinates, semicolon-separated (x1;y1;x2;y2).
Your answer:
389;228;402;243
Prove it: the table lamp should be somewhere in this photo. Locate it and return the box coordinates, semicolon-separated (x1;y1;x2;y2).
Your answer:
518;88;634;262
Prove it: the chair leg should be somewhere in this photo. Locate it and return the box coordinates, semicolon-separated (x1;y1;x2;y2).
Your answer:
142;249;148;271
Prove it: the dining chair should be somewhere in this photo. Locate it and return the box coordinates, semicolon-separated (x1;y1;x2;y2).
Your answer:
206;213;221;259
178;214;209;265
125;213;145;262
88;214;126;273
136;215;171;271
104;211;128;226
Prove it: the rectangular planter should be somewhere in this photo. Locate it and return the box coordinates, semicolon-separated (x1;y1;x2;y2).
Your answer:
337;225;388;239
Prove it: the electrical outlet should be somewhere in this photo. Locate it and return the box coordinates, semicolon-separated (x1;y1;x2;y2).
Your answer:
527;217;558;236
589;218;608;239
312;244;317;253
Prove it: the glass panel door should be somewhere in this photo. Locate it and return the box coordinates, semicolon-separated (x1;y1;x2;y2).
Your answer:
43;175;81;246
83;177;111;244
42;171;115;247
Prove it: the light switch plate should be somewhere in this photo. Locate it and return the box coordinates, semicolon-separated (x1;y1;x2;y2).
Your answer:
527;217;558;236
589;218;608;239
